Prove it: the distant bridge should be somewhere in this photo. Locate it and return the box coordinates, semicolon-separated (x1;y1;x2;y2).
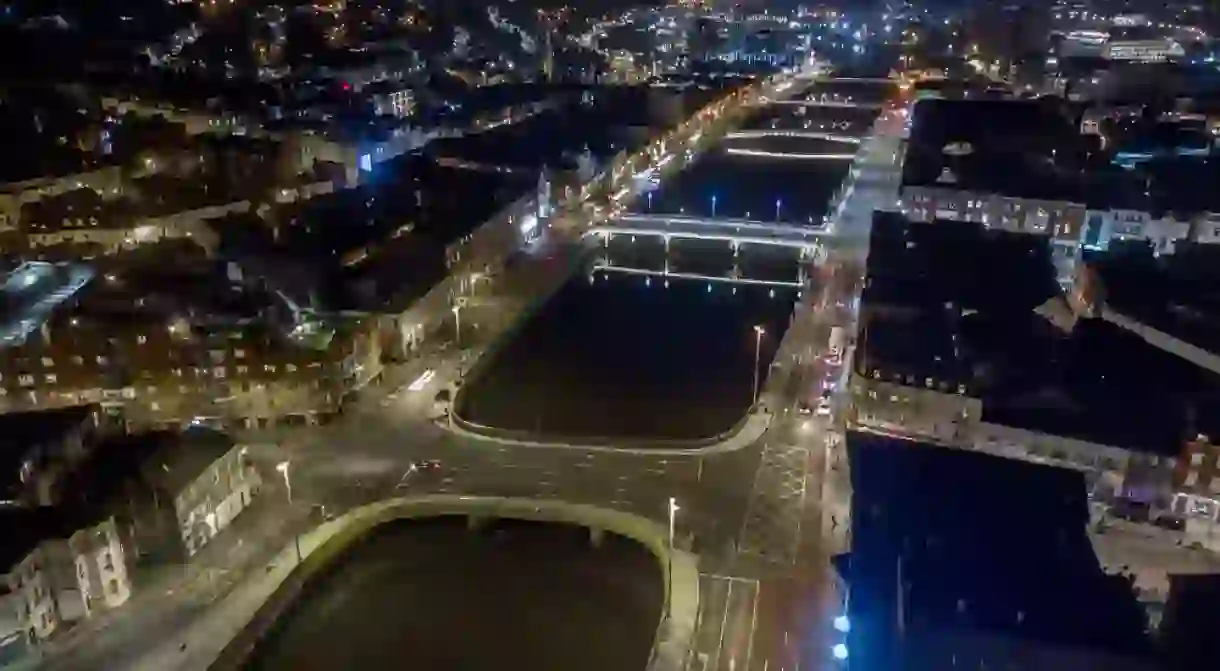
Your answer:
617;213;828;236
769;100;884;110
724;148;856;160
724;130;863;144
587;213;829;251
591;264;804;288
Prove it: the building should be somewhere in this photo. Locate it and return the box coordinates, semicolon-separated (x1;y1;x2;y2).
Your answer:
1104;23;1185;63
0;250;382;431
845;432;1159;671
0;405;103;507
137;429;262;559
850;212;1214;504
896;98;1090;280
898;98;1220;283
0;584;33;665
0;508;132;643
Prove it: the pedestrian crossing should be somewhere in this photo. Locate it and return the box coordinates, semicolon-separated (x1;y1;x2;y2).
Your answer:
736;442;811;564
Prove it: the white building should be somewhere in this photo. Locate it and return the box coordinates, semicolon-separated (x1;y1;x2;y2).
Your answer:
1;511;131;643
145;434;263;558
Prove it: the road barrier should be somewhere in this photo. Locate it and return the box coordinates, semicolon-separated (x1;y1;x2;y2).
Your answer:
208;495;698;671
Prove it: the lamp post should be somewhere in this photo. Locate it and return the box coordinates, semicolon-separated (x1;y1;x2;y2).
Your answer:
452;304;462;346
775;198;783;222
276;461;302;564
667;497;679;551
711;194;718;219
753;325;766;407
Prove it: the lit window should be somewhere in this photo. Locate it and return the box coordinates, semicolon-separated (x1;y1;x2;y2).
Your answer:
41;357;54;367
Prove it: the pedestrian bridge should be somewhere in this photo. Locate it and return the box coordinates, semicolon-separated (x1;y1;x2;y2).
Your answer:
587;224;826;250
592;264;804;288
769;100;884;110
724;130;862;144
818;76;895;84
618;212;827;233
587;214;831;253
724;148;856;161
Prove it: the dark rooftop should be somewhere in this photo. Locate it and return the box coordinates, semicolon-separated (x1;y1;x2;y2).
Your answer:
901;98;1089;201
0;405;96;498
427;102;636;172
215;155;534;312
845;432;1155;670
137;427;235;496
859;213;1213;455
0;507;89;574
1089;241;1220;374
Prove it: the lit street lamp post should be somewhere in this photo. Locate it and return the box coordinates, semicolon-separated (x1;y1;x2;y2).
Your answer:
452;304;462;346
775;198;783;222
668;497;679;551
711;194;718;219
753;325;766;407
276;461;302;564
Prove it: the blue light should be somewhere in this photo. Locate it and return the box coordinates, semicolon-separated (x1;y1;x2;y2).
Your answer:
832;643;848;660
833;615;850;633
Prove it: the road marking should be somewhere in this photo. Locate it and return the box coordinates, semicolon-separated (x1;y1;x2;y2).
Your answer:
701;574;759;584
745;581;759;671
712;581;733;671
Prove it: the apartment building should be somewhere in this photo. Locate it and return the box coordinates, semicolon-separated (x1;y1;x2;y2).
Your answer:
1;509;131;643
897;98;1220;283
143;431;263;558
851;212;1195;503
0;404;103;507
0;254;382;431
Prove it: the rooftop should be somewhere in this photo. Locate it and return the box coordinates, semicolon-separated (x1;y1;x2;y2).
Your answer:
901;98;1089;202
0;246;343;398
845;432;1155;669
902;99;1220;215
1089;242;1220;385
215;155;535;312
0;262;95;349
0;405;96;498
859;213;1214;455
0;507;90;574
0;89;112;185
134;427;235;496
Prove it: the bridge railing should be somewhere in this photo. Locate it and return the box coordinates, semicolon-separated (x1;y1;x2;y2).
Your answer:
450;389;758;454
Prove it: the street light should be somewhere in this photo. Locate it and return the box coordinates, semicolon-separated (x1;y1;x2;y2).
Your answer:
775;198;783;221
711;194;718;218
452;304;462;345
752;325;766;407
276;461;302;564
667;497;679;551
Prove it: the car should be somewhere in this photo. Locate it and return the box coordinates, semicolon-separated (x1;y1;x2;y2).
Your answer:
417;459;442;473
1152;515;1185;531
429;388;452;419
797;401;812;415
816;400;832;417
